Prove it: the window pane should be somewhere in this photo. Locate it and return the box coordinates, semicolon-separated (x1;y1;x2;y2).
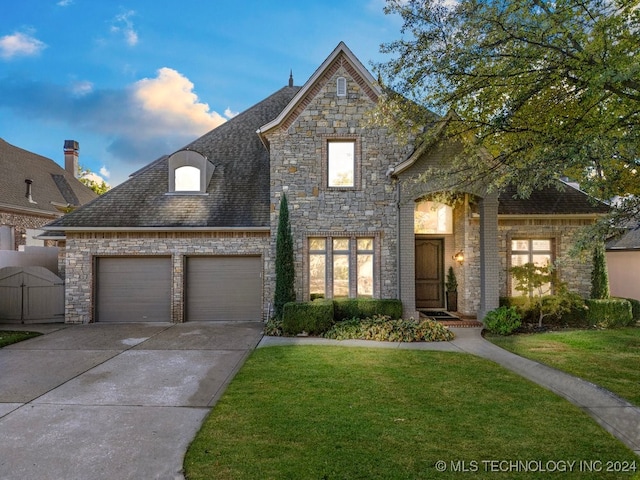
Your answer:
532;254;551;266
532;240;551;251
175;166;200;191
414;201;452;234
357;238;374;251
333;238;349;251
511;240;529;251
357;253;373;297
328;141;355;187
309;254;326;297
511;254;530;267
333;254;350;297
309;238;326;251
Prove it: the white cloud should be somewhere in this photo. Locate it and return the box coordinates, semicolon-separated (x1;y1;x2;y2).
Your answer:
71;80;94;96
57;0;73;6
0;31;46;59
81;171;110;186
224;107;239;119
99;166;111;179
133;67;227;135
111;10;139;46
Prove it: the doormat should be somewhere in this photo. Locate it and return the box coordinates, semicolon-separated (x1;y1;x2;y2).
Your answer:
418;310;459;320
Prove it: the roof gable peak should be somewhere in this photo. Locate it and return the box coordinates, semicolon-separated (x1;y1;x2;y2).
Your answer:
257;42;380;136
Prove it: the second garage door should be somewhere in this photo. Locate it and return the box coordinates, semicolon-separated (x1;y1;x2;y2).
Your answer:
186;256;262;321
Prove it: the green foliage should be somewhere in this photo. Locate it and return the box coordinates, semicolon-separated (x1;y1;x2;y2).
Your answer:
445;266;458;292
590;243;610;299
323;315;454;342
78;166;110;195
624;298;640;321
332;298;403;321
0;330;41;348
273;194;295;319
377;0;640;231
501;294;588;328
281;299;334;336
483;306;522;336
585;299;634;328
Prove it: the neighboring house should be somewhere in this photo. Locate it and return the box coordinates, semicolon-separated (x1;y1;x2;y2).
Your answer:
606;224;640;301
0;139;97;256
43;42;608;324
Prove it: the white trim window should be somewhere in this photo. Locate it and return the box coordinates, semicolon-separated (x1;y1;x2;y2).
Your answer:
336;76;347;96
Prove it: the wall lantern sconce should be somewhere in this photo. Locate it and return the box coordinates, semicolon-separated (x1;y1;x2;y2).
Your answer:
453;251;464;263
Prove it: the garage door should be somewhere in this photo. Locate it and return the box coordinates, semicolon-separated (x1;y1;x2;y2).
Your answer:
96;257;171;322
186;256;262;321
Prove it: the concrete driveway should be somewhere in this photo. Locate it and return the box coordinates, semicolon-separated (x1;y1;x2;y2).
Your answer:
0;322;264;480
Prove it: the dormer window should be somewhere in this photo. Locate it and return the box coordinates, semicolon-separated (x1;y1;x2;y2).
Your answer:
174;166;201;191
336;76;347;96
167;150;214;194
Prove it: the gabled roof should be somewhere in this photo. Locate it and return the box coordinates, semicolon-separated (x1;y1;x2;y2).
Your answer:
0;138;97;217
46;86;301;230
498;181;609;216
258;41;380;138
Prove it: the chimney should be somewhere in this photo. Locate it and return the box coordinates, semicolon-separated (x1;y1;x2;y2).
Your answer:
25;178;36;204
64;140;79;178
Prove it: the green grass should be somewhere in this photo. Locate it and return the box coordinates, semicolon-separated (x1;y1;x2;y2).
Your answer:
184;346;637;480
0;330;41;348
487;327;640;406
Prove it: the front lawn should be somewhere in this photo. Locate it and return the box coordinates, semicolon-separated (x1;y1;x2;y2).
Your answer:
0;330;41;348
487;327;640;406
184;346;637;479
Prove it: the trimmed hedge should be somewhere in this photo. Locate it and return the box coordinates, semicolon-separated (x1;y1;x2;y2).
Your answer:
281;299;334;335
333;298;403;321
585;298;633;328
618;297;640;321
323;315;454;342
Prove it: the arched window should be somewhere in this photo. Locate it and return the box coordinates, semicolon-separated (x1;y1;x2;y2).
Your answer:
174;166;201;191
414;201;453;234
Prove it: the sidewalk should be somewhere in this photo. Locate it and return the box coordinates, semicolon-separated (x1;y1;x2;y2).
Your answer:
259;327;640;457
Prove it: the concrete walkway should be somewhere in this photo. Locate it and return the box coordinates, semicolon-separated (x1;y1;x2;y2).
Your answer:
0;322;264;480
259;327;640;457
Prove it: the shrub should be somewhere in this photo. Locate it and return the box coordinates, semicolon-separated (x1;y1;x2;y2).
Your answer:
590;243;610;299
281;299;334;335
619;297;640;322
585;299;633;328
332;298;402;321
273;194;295;319
323;315;454;342
483;306;522;335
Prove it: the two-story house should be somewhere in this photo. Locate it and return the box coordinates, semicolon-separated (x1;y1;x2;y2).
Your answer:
44;42;607;324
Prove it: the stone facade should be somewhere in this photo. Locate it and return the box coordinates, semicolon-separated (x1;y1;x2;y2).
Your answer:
64;231;270;323
264;57;412;306
0;210;57;250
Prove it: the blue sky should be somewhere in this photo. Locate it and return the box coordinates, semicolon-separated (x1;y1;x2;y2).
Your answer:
1;0;403;186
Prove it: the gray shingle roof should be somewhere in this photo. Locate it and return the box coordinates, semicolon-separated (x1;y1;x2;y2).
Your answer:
47;86;301;229
606;224;640;250
498;181;609;215
0;139;97;215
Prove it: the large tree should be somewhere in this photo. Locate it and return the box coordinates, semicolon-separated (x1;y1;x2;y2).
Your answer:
378;0;640;220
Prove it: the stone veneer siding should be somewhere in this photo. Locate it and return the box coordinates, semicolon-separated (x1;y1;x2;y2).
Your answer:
264;58;413;305
64;231;270;324
0;210;58;250
497;218;597;298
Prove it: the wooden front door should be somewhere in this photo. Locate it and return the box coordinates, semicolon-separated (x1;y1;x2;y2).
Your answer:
415;237;444;309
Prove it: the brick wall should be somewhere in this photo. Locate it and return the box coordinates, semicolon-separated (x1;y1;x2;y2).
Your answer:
0;210;57;250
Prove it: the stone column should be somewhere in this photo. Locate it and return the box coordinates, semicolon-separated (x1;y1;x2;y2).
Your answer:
478;194;499;320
